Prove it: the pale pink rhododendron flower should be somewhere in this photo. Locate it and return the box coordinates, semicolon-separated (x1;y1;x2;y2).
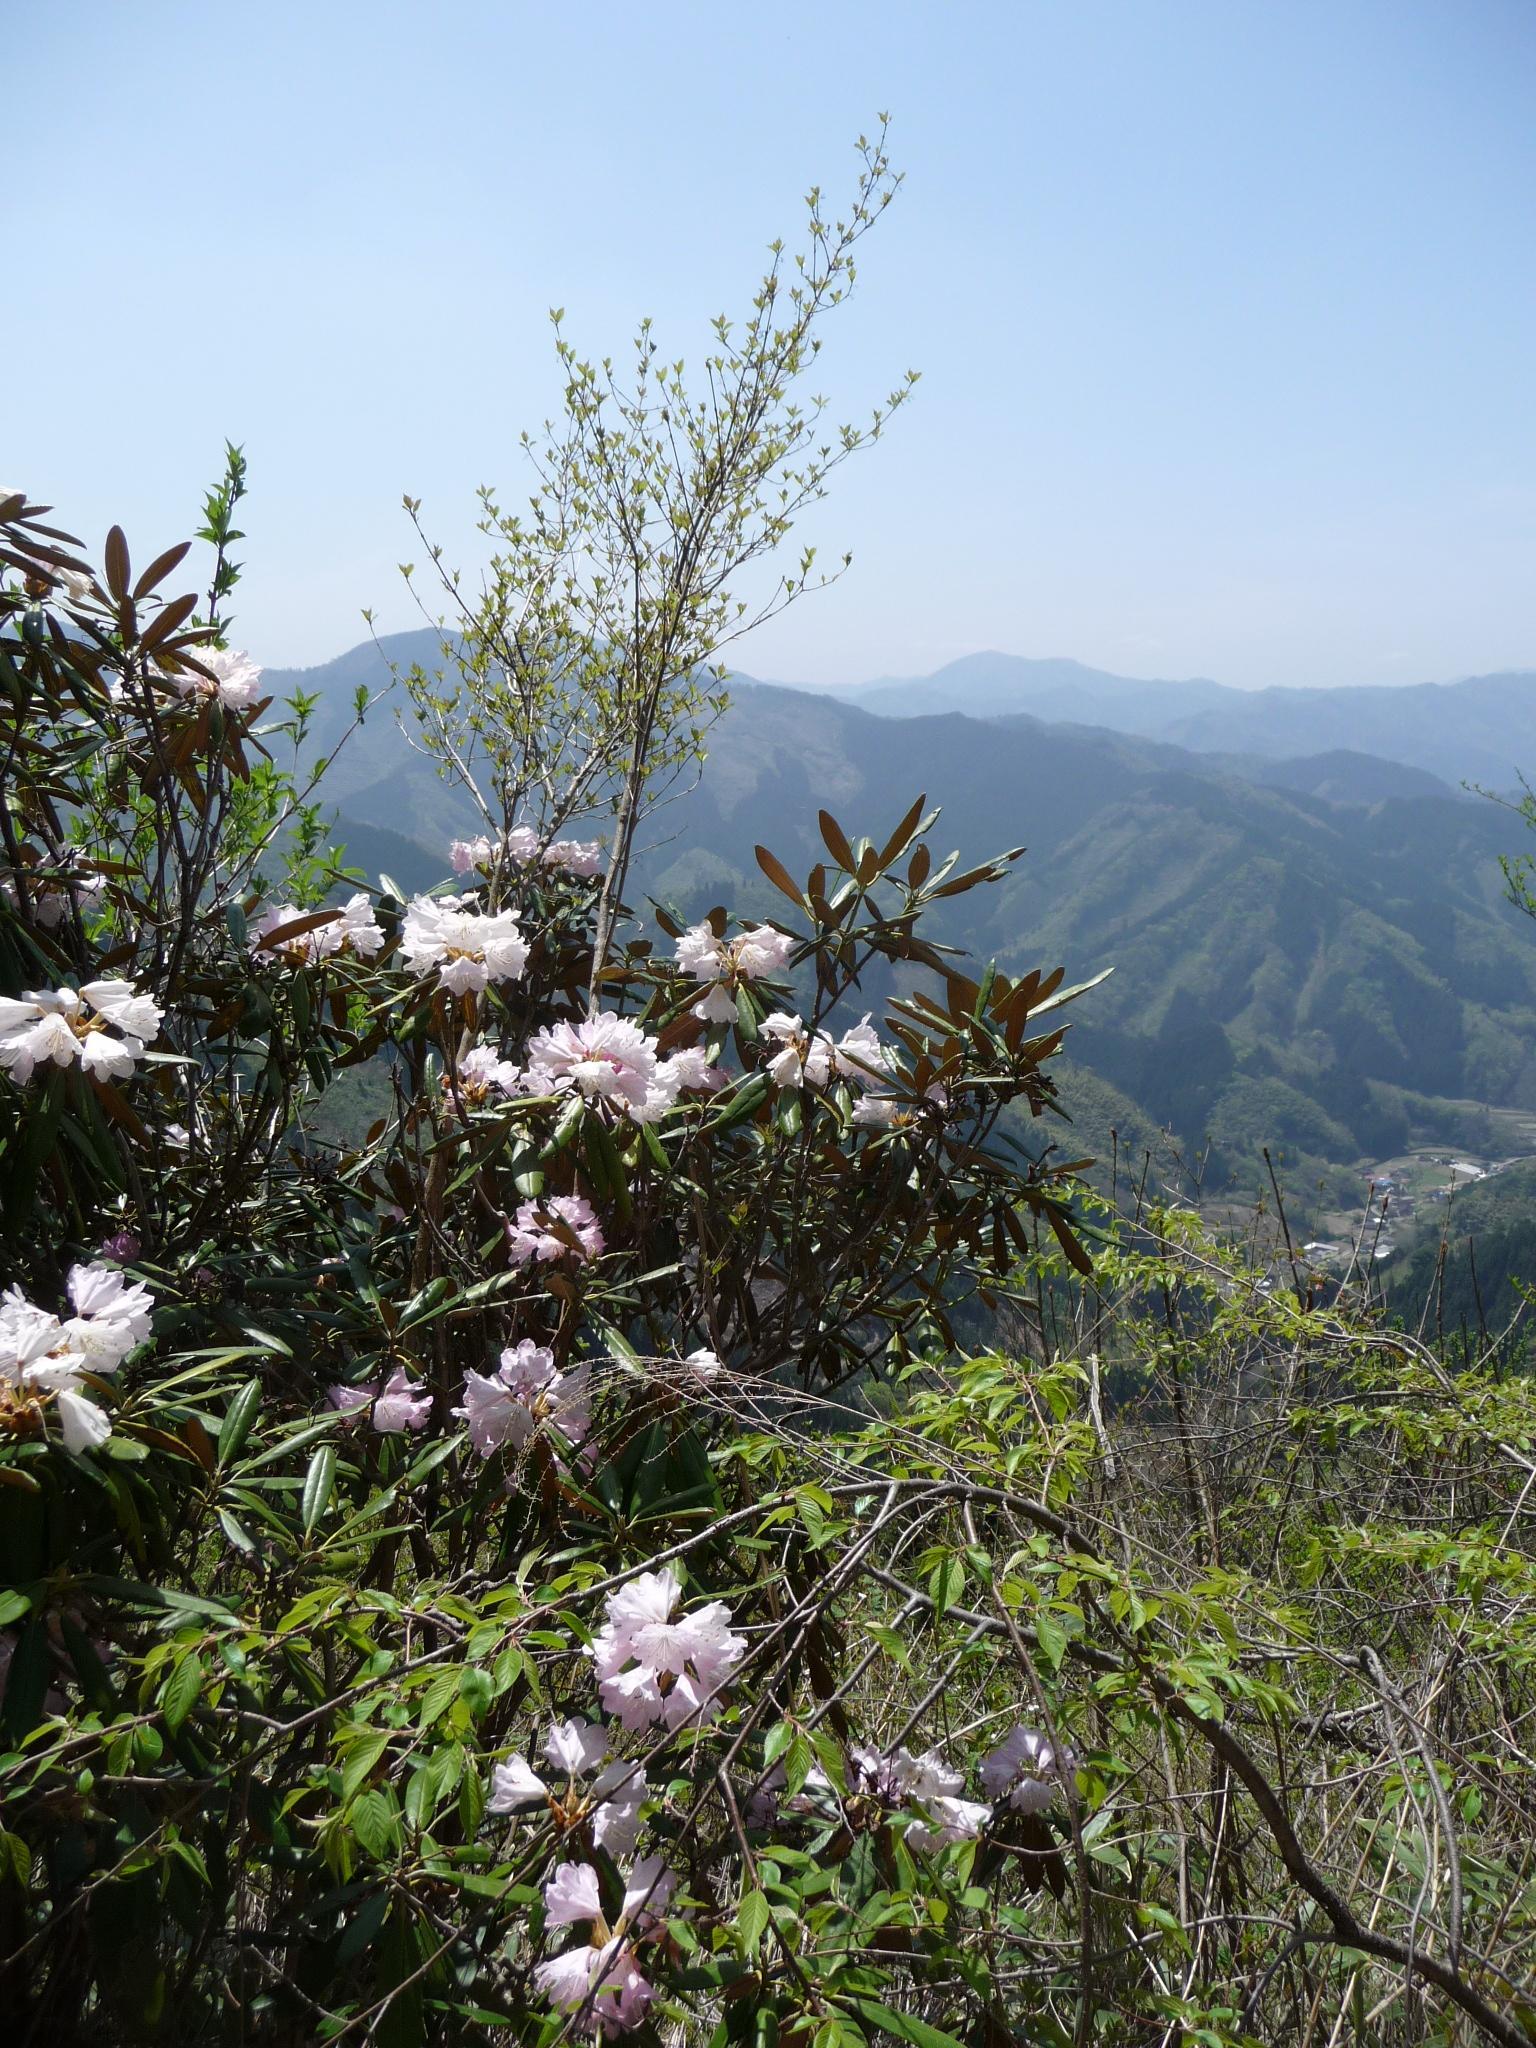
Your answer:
174;646;264;710
327;1384;374;1423
449;836;495;873
507;1194;605;1266
829;1015;892;1086
369;1367;432;1434
400;895;529;995
676;920;796;1022
979;1724;1078;1814
487;1718;647;1857
524;1014;678;1123
681;1347;722;1382
453;1340;591;1457
250;892;384;966
589;1565;746;1731
0;980;163;1084
760;1011;892;1094
657;1046;728;1095
532;1855;675;2034
842;1743;991;1854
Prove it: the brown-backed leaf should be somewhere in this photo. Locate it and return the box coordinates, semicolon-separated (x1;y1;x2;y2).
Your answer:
754;845;804;906
132;540;192;600
103;526;130;602
818;809;856;871
140;593;200;652
877;793;928;870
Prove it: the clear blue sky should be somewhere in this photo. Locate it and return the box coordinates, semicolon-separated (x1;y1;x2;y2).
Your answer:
8;0;1534;689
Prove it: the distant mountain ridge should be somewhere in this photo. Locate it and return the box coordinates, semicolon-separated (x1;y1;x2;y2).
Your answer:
814;651;1536;790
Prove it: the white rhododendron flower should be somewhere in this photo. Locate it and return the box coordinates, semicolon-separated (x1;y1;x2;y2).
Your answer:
453;1339;591;1456
53;567;95;606
507;1194;605;1265
250;892;384;966
682;1347;722;1381
455;826;600;876
760;1011;892;1094
400;895;529;995
174;646;264;710
589;1565;746;1731
0;1266;157;1454
676;921;796;1022
523;1014;678;1122
758;1012;834;1090
0;980;163;1085
979;1724;1078;1814
444;1045;523;1107
905;1793;993;1854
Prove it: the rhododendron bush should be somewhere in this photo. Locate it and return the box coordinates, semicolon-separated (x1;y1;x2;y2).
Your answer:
9;148;1536;2048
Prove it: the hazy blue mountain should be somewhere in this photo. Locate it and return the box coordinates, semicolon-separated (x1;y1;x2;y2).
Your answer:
819;650;1536;790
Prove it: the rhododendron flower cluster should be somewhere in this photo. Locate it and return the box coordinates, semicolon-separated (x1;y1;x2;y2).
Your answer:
489;1718;647;1856
450;829;603;878
173;646;264;711
249;892;385;965
453;1340;591;1456
507;1194;605;1265
675;920;796;1022
533;1854;675;2034
0;1263;155;1453
523;1014;681;1122
589;1565;746;1730
759;1011;893;1094
400;896;529;994
980;1723;1078;1814
0;980;163;1084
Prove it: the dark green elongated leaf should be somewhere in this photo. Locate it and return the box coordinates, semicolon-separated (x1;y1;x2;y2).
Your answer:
301;1444;336;1534
928;1555;965;1618
218;1379;263;1467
